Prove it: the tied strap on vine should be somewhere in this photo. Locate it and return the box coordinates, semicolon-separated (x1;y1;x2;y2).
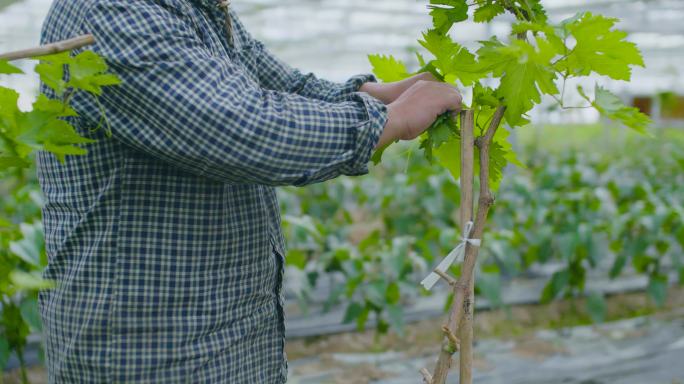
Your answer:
217;0;234;46
420;221;481;290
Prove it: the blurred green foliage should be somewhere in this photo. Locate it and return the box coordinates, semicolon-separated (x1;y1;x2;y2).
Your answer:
1;52;118;381
280;126;684;333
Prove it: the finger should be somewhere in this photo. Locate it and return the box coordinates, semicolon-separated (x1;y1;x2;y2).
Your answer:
447;92;463;112
420;72;439;82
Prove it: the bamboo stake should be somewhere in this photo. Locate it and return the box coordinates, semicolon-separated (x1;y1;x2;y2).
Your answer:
425;106;505;384
458;110;475;384
0;34;96;61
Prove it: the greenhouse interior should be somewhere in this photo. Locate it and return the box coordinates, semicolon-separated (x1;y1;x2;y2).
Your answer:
1;0;683;383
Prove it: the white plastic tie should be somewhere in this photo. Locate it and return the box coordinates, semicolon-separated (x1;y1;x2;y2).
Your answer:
420;221;481;290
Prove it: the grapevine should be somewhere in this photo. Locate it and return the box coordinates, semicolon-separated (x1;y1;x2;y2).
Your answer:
369;1;650;383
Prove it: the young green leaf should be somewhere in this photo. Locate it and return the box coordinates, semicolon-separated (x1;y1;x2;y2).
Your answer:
428;0;469;34
433;134;460;181
559;12;644;80
420;30;482;86
0;86;21;123
473;3;505;23
0;60;23;75
0;156;31;169
15;110;95;161
419;112;458;163
68;51;121;95
368;54;410;82
35;60;67;96
582;85;652;134
478;38;559;126
9;271;55;291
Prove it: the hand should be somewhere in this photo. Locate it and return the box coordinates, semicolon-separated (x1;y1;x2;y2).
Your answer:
360;72;439;104
376;80;462;149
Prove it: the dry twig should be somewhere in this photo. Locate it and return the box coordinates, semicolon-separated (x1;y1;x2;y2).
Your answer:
0;34;95;61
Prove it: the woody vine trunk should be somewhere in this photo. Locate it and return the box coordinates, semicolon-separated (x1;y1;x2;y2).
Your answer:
422;106;505;384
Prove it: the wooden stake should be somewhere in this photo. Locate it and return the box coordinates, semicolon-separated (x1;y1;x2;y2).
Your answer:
459;110;475;384
0;34;96;61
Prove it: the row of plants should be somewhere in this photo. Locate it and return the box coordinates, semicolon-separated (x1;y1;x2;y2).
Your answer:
279;127;684;333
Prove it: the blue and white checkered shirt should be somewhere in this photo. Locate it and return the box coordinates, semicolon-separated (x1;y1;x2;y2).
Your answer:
36;0;388;382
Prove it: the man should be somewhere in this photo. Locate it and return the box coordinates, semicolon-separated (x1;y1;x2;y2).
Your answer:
37;0;462;382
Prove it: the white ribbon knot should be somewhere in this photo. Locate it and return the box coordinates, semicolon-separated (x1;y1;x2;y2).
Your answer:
420;221;481;290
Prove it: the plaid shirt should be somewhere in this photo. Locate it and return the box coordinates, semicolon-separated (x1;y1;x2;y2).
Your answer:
36;0;387;382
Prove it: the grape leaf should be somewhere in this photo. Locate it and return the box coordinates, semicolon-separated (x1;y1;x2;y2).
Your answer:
472;84;500;109
420;30;482;86
560;12;644;80
433;134;460;180
33;94;77;117
524;0;548;23
368;54;410;82
0;86;21;124
582;85;651;134
70;50;108;78
431;116;519;191
35;61;67;96
428;0;468;34
15;110;95;161
10;271;54;290
0;156;30;169
419;113;458;163
68;51;121;95
511;21;566;54
478;38;558;126
474;3;505;23
34;51;71;64
492;124;524;169
0;60;23;75
371;142;394;165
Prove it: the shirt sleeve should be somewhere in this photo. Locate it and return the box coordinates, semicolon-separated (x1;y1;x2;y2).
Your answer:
229;10;379;103
81;0;388;187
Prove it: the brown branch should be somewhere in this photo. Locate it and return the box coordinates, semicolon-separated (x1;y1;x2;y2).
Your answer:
442;325;460;351
0;34;96;61
447;105;504;332
434;269;458;287
428;106;505;384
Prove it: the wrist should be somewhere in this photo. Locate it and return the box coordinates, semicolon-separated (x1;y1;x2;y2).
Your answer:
359;81;379;96
375;103;402;149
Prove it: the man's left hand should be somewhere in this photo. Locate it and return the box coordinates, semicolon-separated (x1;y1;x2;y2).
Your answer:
359;72;439;104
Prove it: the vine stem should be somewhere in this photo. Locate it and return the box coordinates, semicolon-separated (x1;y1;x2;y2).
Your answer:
458;110;476;384
0;34;95;61
425;105;505;384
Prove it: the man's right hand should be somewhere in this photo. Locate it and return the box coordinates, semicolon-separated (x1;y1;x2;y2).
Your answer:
376;81;463;149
